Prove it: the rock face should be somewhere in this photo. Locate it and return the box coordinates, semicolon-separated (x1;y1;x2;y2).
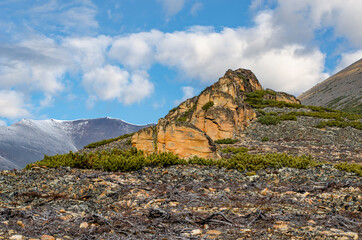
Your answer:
132;120;218;159
165;69;262;139
132;68;300;159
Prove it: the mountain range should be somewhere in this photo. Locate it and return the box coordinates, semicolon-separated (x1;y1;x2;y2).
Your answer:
0;117;150;170
298;58;362;114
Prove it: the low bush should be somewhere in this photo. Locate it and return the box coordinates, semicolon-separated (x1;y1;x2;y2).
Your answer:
169;107;178;113
215;138;238;144
261;136;269;141
202;101;214;111
177;116;187;122
258;115;280;125
315;120;362;130
26;148;319;173
84;133;134;149
334;162;362;177
217;153;317;171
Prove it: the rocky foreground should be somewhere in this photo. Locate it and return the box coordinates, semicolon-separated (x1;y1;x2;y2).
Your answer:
0;164;360;240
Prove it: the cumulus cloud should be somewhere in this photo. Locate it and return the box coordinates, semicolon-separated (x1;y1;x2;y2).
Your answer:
335;51;362;72
0;90;30;119
270;0;362;47
190;2;203;16
2;0;361;121
108;30;163;69
105;14;328;95
63;35;112;71
174;86;196;105
0;36;69;94
28;0;99;34
157;0;185;17
107;13;327;95
0;120;6;126
82;65;154;105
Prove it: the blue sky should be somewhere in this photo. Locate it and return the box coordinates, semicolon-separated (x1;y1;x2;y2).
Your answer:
0;0;361;126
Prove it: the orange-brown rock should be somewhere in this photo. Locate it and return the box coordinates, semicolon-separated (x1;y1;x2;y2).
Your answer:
157;120;219;159
131;127;156;155
264;89;301;104
165;68;260;140
131;120;219;159
132;68;300;160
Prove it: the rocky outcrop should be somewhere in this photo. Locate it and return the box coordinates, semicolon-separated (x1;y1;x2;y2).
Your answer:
264;89;301;104
132;68;300;159
165;69;261;140
131;120;219;159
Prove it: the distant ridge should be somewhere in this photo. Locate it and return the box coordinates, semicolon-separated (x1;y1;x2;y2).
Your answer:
0;117;150;170
298;58;362;114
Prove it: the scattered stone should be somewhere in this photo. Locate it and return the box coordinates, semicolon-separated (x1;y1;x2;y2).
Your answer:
40;235;55;240
191;229;203;236
9;235;25;240
79;222;88;229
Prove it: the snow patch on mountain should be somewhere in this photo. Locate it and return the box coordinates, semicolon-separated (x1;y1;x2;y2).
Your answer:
0;117;149;170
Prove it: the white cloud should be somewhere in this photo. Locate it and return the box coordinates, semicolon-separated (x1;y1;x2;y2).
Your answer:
63;35;112;71
28;0;99;34
157;0;185;17
190;2;203;16
106;11;328;95
271;0;362;47
335;51;362;72
82;65;154;105
108;30;163;69
0;120;6;126
0;90;30;119
0;36;68;94
174;86;196;105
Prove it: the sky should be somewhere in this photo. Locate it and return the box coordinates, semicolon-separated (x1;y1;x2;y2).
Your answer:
0;0;361;126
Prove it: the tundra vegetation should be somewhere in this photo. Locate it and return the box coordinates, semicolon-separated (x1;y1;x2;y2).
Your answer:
27;147;361;176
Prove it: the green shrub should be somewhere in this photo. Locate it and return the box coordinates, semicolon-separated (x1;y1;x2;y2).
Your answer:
279;114;297;121
258;115;280;125
177;105;196;122
221;147;249;154
169;107;178;113
217;153;317;171
84;133;134;149
177;116;187;122
266;89;277;96
246;171;256;176
26;148;319;173
315;120;362;130
214;138;238;144
334;163;362;177
202;101;214;111
261;136;269;142
189;156;216;166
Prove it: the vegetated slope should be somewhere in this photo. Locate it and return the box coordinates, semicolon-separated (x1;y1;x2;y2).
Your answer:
298;58;362;114
0;117;149;170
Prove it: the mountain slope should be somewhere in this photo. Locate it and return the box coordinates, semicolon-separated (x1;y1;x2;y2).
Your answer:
0;117;149;170
298;58;362;113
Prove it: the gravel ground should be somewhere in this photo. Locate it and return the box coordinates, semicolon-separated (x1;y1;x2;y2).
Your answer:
0;164;360;239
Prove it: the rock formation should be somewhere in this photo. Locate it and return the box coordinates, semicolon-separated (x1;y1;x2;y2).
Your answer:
132;68;300;159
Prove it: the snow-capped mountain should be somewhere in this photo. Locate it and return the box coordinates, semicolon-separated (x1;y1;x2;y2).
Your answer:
0;117;150;170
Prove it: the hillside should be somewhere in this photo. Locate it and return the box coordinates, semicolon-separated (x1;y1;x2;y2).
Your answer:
0;117;149;170
298;58;362;114
0;68;361;240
